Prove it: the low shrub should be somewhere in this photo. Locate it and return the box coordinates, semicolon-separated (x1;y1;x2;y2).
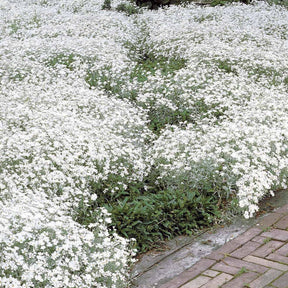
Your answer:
116;3;140;15
102;0;112;10
0;199;134;288
105;188;221;252
74;168;222;253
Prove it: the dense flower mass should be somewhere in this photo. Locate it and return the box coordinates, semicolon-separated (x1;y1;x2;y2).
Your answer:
0;0;288;286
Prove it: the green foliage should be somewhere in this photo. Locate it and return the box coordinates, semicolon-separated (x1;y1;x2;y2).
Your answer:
80;43;238;253
45;53;79;71
30;15;41;28
9;71;26;82
194;14;215;23
9;20;21;35
215;59;238;75
132;0;288;8
263;237;272;244
74;168;222;253
107;189;220;252
85;66;124;96
116;3;140;15
102;0;112;10
210;0;242;7
249;65;287;87
85;53;230;136
133;0;251;9
134;53;187;77
265;0;288;8
146;98;227;134
235;267;248;277
85;54;193;134
147;105;195;134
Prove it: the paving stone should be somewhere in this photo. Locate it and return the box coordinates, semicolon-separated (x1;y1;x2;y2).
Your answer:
211;262;241;275
205;251;225;261
158;206;288;288
186;258;216;275
200;273;233;288
221;271;259;288
274;243;288;256
262;229;288;242
215;239;243;255
231;241;262;259
271;271;288;288
275;215;288;230
159;278;183;288
249;269;283;288
243;255;288;271
274;204;288;214
215;228;262;256
252;240;284;258
158;271;200;288
180;275;210;288
221;256;268;273
202;269;219;277
257;213;284;229
233;227;262;244
159;259;216;288
252;235;269;244
267;253;288;265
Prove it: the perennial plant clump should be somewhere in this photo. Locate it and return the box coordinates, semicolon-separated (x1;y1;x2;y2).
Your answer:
0;0;288;286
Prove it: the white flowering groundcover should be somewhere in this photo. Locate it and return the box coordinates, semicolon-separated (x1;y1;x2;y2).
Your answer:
0;0;288;287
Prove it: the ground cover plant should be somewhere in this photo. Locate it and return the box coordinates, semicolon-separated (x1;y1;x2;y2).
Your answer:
0;0;288;286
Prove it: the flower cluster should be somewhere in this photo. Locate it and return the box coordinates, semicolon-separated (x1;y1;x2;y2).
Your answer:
0;198;132;287
136;2;288;218
0;1;145;286
0;0;288;286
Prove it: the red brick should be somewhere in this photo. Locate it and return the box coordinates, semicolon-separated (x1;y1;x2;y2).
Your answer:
267;253;288;265
216;239;243;255
159;279;181;288
274;243;288;256
201;273;233;288
257;213;283;229
211;262;241;275
243;255;288;271
231;241;262;259
262;229;288;241
249;269;283;288
252;240;284;257
186;259;216;275
252;235;269;244
274;204;288;214
233;227;262;244
221;271;259;288
159;259;216;288
158;271;197;288
215;228;262;256
181;275;210;288
202;269;219;277
271;271;288;288
205;251;225;261
158;272;195;288
221;256;268;274
275;215;288;229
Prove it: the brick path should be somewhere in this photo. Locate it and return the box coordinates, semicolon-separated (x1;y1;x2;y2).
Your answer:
159;204;288;288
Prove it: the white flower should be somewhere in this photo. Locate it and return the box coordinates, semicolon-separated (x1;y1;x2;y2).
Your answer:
90;194;97;201
1;1;288;286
